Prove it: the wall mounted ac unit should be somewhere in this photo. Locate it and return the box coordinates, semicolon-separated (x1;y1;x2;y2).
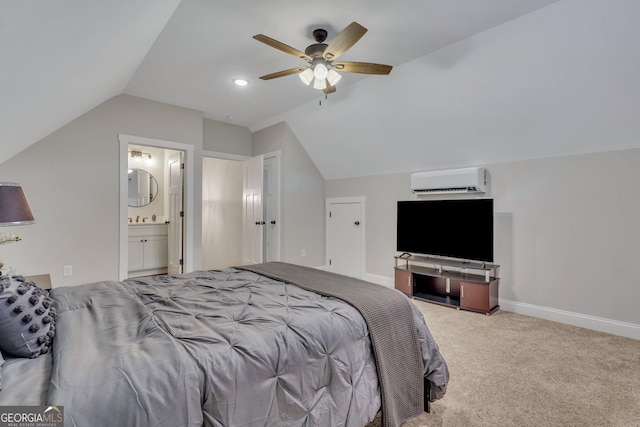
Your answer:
411;167;487;194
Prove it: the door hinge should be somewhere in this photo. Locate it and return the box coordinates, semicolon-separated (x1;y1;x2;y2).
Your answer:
179;259;183;266
180;211;184;218
181;163;185;170
329;259;332;266
329;211;332;218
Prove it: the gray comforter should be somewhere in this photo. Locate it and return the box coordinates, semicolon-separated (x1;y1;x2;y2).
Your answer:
0;266;448;427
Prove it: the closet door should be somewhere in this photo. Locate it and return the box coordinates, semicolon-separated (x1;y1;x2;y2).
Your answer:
326;198;365;279
242;155;263;265
263;155;280;262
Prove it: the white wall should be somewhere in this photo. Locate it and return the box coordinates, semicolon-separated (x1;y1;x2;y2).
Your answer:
325;148;640;338
253;122;325;267
0;94;203;286
202;157;243;269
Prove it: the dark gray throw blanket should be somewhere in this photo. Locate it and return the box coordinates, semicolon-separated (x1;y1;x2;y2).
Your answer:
237;262;425;427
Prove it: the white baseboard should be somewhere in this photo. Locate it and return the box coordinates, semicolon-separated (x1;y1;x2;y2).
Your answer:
499;299;640;340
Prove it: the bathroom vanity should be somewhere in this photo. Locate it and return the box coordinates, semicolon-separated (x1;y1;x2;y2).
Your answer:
128;223;168;278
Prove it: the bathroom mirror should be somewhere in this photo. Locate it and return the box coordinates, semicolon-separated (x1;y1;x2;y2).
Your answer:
128;168;158;207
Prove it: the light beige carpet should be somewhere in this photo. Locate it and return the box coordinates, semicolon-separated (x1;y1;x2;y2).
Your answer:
366;300;640;427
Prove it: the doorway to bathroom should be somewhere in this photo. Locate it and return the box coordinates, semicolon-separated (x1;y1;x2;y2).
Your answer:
118;134;194;280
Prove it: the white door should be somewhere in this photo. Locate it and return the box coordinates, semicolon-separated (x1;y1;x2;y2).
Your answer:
242;155;263;265
326;198;365;278
263;155;280;262
168;153;184;274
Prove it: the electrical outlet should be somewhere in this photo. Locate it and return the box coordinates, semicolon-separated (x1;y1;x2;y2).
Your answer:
301;249;306;257
63;265;72;276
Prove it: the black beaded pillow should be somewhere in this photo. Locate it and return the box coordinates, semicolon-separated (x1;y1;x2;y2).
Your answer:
0;275;56;358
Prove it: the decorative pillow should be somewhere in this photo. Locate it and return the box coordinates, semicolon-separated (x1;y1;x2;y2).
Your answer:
0;275;56;358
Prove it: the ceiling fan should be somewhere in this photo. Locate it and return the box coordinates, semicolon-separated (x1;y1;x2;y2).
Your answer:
253;22;392;94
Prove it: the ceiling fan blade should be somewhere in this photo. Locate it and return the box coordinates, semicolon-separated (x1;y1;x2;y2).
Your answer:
253;34;312;62
323;80;337;94
323;22;367;61
259;67;309;80
332;61;393;75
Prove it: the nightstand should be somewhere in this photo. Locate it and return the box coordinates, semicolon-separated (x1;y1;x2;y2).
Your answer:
25;274;52;290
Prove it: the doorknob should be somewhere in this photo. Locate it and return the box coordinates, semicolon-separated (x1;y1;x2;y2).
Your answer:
354;221;360;226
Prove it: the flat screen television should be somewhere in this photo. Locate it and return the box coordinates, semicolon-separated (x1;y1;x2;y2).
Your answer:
396;199;494;262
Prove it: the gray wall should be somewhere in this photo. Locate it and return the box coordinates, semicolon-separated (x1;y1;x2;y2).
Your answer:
0;94;204;286
0;98;326;285
253;122;325;267
203;118;252;156
325;148;640;334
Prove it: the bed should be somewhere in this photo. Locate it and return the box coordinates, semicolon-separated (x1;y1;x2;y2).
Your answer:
0;262;448;427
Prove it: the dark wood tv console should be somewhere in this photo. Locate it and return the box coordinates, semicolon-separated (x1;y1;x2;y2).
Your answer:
394;255;500;314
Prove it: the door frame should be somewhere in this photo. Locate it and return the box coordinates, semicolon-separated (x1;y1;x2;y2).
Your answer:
325;196;366;279
118;134;195;281
201;149;281;264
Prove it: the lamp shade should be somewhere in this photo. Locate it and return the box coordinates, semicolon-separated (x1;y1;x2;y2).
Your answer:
327;69;342;86
299;68;314;86
313;63;328;80
0;183;35;226
313;77;327;90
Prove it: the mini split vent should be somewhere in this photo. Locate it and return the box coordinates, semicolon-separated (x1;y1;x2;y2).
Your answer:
410;167;487;195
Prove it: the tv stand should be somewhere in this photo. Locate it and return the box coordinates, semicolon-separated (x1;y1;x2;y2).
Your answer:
394;254;500;314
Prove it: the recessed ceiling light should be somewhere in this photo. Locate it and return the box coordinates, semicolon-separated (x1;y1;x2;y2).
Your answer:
233;78;249;87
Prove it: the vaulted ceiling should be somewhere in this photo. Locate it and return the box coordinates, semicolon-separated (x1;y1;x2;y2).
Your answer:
3;0;640;179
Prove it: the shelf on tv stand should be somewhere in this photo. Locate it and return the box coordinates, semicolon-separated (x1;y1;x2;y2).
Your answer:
412;291;460;308
395;254;499;281
394;254;500;314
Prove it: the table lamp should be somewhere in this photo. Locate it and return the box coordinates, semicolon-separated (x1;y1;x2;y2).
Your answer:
0;183;35;273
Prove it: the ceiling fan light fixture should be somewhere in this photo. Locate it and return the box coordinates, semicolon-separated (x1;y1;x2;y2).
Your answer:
327;68;341;86
254;22;392;95
313;63;328;80
313;77;327;90
299;68;314;85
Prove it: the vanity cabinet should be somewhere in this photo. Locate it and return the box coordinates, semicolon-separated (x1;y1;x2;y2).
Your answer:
128;223;168;277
